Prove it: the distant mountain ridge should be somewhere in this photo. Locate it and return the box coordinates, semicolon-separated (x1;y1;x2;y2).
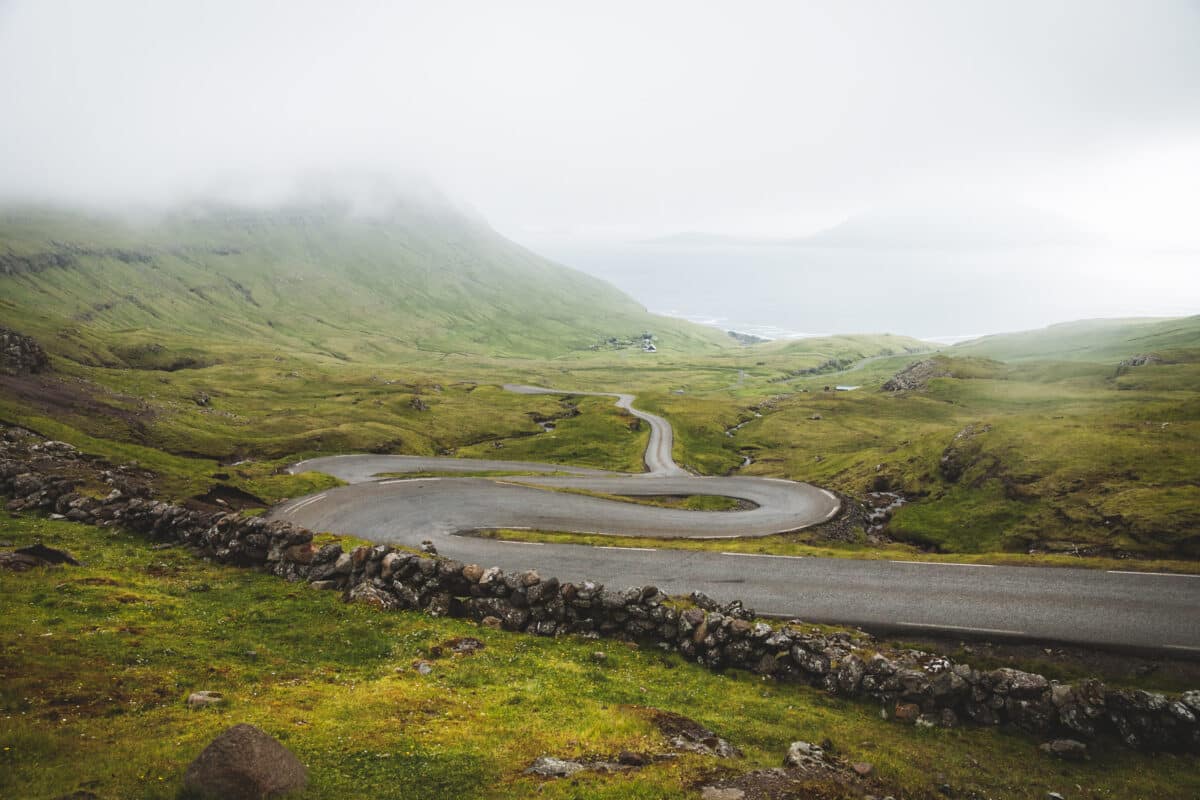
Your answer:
641;200;1100;250
799;201;1098;249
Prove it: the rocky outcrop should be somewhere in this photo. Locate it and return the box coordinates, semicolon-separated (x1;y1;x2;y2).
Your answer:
1;424;1197;754
1118;354;1163;369
182;723;307;799
700;738;888;799
938;423;992;483
1116;354;1168;377
0;542;79;571
0;328;49;375
882;358;952;392
186;691;226;709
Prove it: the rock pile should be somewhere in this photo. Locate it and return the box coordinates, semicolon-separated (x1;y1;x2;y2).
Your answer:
881;358;952;392
1118;354;1163;369
0;327;49;376
2;424;1198;753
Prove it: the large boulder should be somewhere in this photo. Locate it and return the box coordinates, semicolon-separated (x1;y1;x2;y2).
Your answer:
182;723;307;799
0;543;80;571
0;328;49;376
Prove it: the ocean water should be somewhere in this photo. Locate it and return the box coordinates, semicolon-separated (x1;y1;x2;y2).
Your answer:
534;240;1199;341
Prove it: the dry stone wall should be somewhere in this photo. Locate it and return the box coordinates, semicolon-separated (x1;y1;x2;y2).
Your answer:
2;425;1198;754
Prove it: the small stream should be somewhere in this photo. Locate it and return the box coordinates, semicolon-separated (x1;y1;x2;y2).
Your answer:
865;491;907;533
724;412;762;437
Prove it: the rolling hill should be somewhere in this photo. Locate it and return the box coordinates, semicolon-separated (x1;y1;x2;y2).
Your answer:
951;316;1200;363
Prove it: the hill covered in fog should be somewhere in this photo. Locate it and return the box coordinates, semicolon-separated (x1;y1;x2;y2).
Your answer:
0;187;727;366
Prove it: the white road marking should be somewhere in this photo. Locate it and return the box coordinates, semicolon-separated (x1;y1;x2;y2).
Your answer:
898;622;1025;636
597;545;656;552
378;478;442;485
1108;570;1200;578
286;494;326;514
720;552;804;560
890;560;995;567
1164;644;1200;652
495;540;544;546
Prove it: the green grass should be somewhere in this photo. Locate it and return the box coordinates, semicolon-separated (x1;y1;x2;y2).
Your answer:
712;356;1200;559
509;485;750;512
3;513;1199;799
457;396;650;473
4;328;1199;559
952;315;1200;363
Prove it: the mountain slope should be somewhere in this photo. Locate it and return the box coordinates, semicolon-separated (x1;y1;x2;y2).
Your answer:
0;199;726;364
951;316;1200;363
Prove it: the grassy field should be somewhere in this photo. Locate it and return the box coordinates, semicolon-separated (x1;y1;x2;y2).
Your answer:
4;513;1199;800
2;203;1198;562
3;320;1198;560
629;342;1200;560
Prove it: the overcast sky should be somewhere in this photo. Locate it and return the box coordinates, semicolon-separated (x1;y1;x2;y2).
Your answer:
1;0;1199;246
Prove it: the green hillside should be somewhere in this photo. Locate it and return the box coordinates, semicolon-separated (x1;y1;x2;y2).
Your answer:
0;201;726;364
0;200;938;503
3;198;1197;563
951;316;1200;363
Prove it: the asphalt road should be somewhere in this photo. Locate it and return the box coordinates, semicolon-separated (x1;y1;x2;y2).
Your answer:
503;384;687;476
273;387;1200;654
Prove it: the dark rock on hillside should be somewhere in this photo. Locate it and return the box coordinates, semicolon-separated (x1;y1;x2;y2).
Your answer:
882;358;952;392
649;708;741;758
15;542;80;564
1118;354;1163;369
0;328;49;375
0;249;77;275
700;737;892;799
727;329;768;345
939;423;991;483
1039;738;1088;760
182;723;307;799
1115;353;1169;377
525;756;587;777
0;542;80;571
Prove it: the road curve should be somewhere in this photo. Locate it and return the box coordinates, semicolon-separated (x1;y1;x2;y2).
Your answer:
271;387;1200;654
503;384;687;476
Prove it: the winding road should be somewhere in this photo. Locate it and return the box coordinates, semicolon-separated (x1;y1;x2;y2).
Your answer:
271;385;1200;655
